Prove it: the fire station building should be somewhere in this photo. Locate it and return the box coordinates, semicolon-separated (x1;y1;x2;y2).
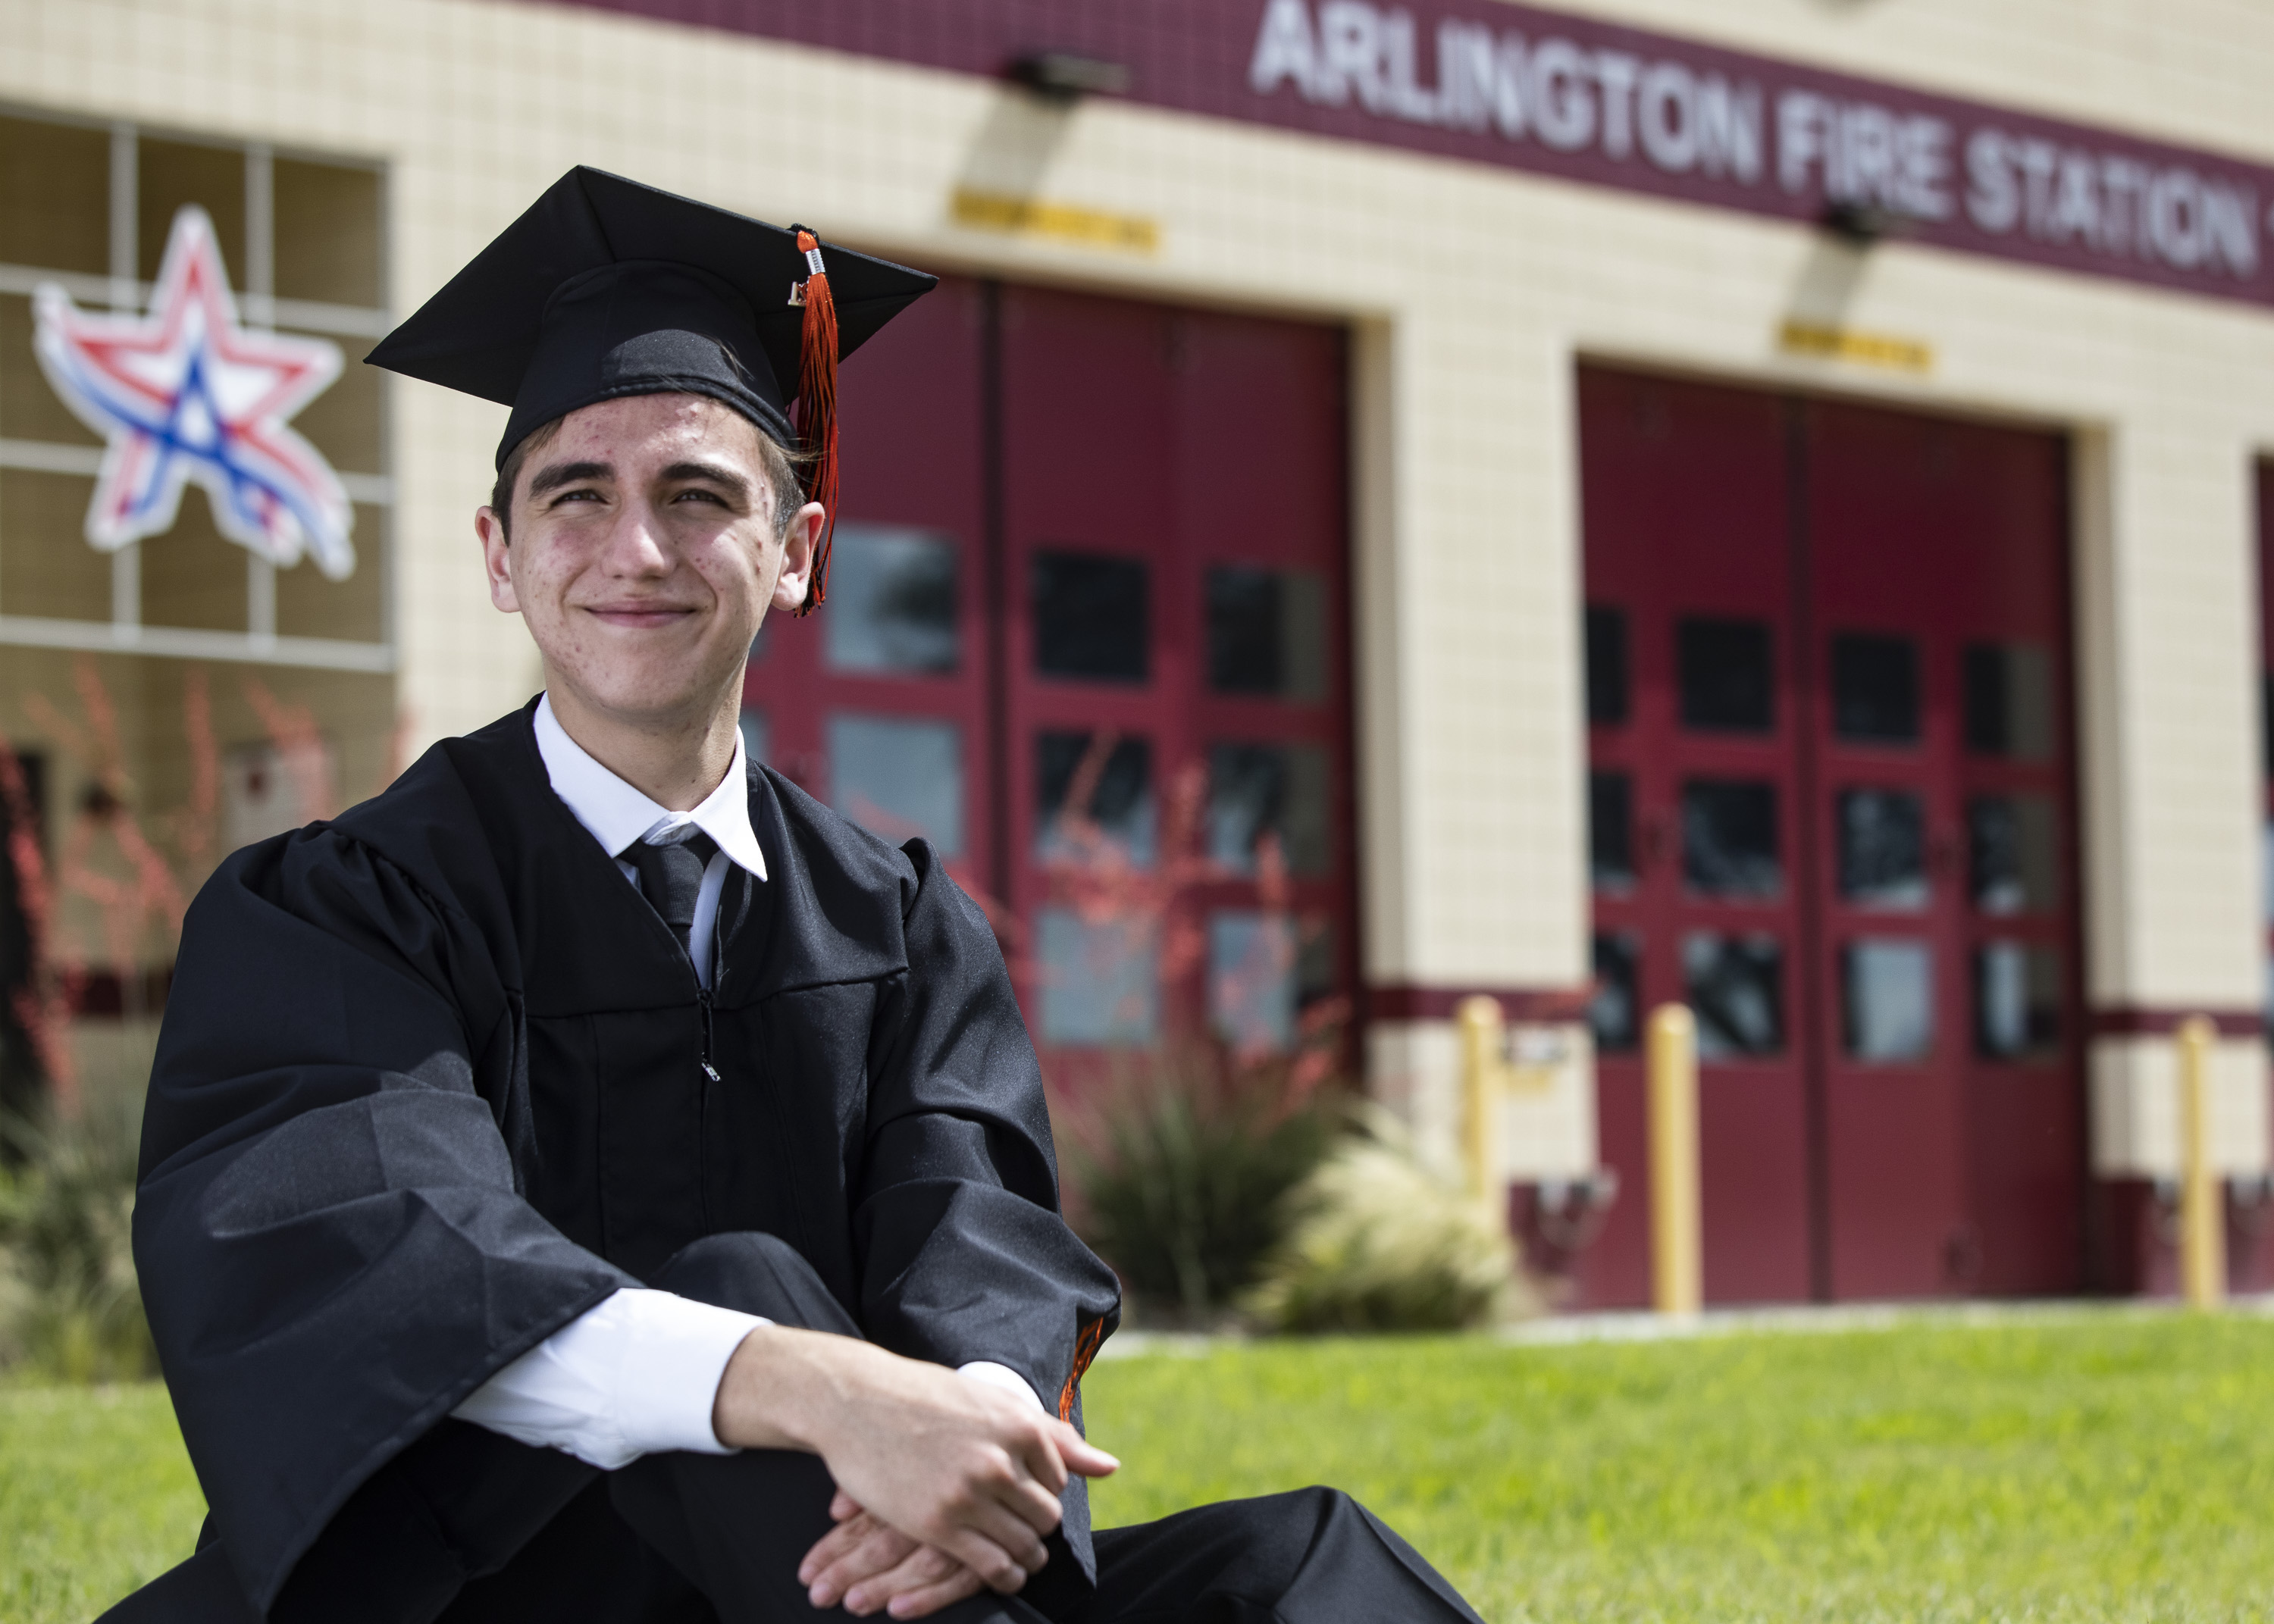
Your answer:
2;0;2271;1308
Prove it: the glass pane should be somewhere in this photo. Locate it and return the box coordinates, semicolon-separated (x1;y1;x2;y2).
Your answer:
1842;939;1934;1062
825;525;959;675
1963;643;2054;760
224;740;328;848
1036;906;1157;1045
1034;551;1148;682
139;137;243;283
1209;910;1296;1054
1207;566;1326;700
1684;932;1784;1058
1295;919;1339;1014
1683;779;1781;898
2;292;97;444
1970;795;2060;915
1831;634;1920;743
1677;618;1774;733
738;706;769;767
2263;673;2273;779
0;468;109;619
1975;942;2062;1059
1207;743;1329;876
287;341;383;474
1586;605;1630;726
0;114;110;274
828;714;963;856
1590;932;1640;1053
1590;771;1634;893
272;157;383;308
1837;788;1927;909
1036;731;1154;868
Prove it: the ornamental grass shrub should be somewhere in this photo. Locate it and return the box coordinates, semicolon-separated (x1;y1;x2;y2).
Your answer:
0;1069;155;1384
1243;1106;1533;1335
1054;1046;1338;1324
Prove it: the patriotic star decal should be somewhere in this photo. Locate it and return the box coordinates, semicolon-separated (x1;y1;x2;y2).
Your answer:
33;205;356;579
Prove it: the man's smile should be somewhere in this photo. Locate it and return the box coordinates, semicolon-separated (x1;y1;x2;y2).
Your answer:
582;601;703;629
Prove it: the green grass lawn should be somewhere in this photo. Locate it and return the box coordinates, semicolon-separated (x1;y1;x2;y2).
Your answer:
11;1312;2274;1621
1084;1313;2274;1622
0;1381;202;1623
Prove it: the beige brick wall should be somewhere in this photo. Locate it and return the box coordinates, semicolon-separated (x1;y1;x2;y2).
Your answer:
2092;1034;2270;1178
5;0;2270;1175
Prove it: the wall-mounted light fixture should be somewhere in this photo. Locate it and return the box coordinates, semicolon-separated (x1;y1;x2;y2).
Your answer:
1006;52;1132;104
1820;199;1916;247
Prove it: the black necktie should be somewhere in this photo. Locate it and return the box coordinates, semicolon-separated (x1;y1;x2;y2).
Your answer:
619;828;719;968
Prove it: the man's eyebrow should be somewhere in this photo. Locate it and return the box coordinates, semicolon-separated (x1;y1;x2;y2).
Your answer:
526;460;612;499
659;460;753;499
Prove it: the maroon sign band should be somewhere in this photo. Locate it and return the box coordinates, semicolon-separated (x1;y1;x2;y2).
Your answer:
546;0;2274;311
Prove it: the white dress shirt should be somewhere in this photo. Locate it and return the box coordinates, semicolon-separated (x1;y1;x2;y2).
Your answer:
452;695;1039;1470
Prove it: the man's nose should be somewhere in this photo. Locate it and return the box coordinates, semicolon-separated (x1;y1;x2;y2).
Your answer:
597;500;673;575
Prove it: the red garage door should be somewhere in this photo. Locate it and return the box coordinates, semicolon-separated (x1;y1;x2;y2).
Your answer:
1580;365;2083;1306
742;277;1354;1077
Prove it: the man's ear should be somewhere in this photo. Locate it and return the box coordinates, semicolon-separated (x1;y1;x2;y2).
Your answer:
477;506;521;614
771;502;826;612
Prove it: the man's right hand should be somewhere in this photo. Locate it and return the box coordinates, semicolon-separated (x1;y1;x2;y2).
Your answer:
798;1491;985;1619
709;1325;1118;1596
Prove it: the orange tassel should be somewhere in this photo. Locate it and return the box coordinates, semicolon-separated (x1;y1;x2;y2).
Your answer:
790;227;840;616
1057;1316;1106;1421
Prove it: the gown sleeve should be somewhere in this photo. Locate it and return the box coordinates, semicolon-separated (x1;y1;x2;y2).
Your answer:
133;825;634;1615
850;837;1123;1414
850;839;1124;1602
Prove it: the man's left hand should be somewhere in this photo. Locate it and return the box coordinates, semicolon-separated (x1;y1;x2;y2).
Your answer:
800;1490;988;1619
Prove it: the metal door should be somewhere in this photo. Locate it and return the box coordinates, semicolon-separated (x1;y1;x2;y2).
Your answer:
1806;399;2080;1299
1580;365;2081;1305
998;286;1355;1068
1581;371;1815;1304
749;277;1356;1076
744;275;997;901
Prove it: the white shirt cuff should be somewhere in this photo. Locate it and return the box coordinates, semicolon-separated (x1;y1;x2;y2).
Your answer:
453;1288;765;1470
957;1360;1045;1411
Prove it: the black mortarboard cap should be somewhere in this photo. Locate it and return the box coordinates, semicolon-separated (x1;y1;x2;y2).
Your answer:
368;166;932;468
365;168;932;611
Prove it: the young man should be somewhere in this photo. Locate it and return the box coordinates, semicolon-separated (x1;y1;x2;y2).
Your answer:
105;170;1485;1624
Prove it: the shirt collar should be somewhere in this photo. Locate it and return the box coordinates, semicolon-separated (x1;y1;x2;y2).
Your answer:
534;693;767;882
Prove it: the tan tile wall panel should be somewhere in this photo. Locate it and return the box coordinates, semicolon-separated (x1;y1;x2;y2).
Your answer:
2091;1036;2272;1178
2;0;2267;1047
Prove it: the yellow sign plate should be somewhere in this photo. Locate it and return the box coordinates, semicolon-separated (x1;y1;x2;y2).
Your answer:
1778;320;1934;374
950;188;1160;254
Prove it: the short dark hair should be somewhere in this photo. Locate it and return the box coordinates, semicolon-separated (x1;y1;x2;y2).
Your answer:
487;405;807;542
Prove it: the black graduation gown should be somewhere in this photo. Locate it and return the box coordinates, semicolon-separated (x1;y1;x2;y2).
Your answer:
133;699;1123;1616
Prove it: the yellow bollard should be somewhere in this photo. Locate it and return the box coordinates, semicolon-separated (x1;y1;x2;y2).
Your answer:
1647;1004;1702;1316
1457;996;1504;1216
2177;1015;2225;1310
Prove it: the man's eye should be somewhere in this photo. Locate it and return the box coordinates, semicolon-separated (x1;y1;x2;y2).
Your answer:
551;488;603;505
672;488;727;505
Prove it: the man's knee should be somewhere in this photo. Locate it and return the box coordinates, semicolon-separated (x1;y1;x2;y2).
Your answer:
1094;1485;1483;1622
651;1231;857;1334
95;1544;259;1624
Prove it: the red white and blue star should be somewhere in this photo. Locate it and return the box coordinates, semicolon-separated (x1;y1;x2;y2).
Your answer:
33;205;355;580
